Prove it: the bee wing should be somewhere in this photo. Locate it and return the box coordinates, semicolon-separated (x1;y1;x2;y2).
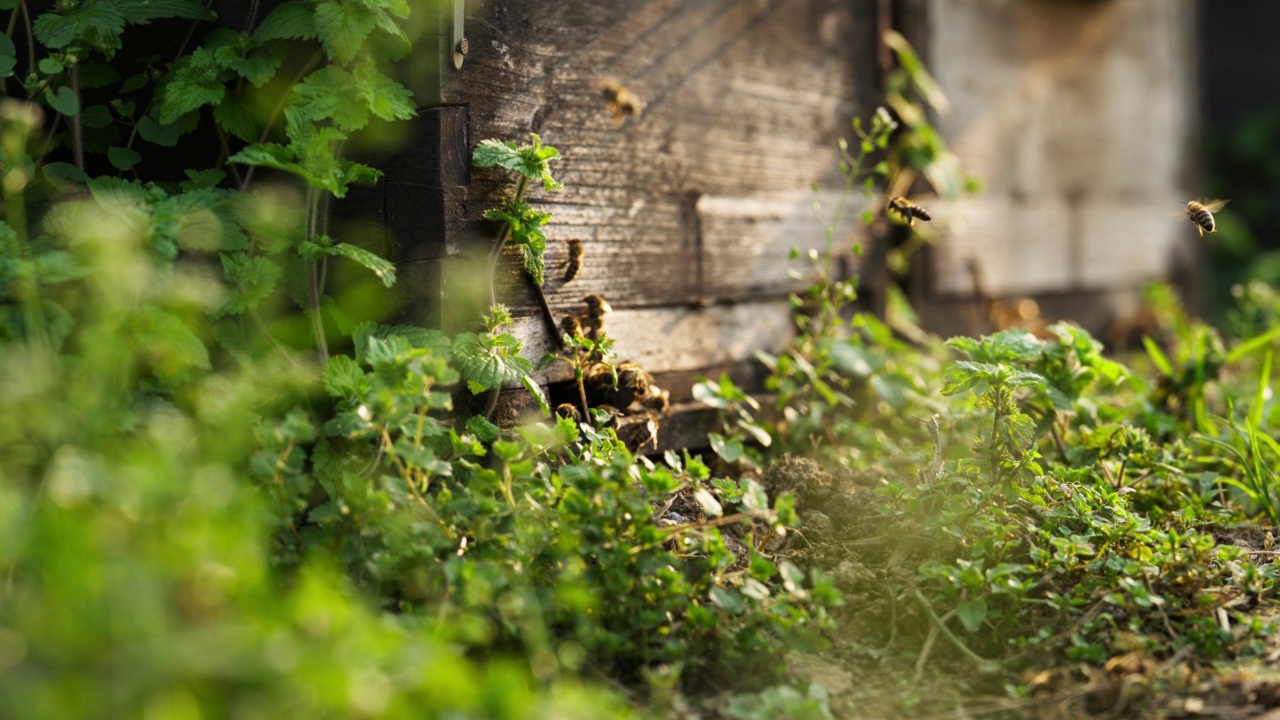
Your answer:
1168;209;1190;218
1202;199;1230;212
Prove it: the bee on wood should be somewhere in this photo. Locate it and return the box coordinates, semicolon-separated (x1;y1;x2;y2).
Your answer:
886;196;932;227
582;294;612;341
638;384;670;414
559;315;583;342
585;361;651;409
555;403;582;423
563;238;584;283
600;79;644;126
1178;199;1229;236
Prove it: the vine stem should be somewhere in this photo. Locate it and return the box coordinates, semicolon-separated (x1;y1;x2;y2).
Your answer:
70;64;84;172
304;186;328;365
250;308;302;370
482;174;530;420
910;587;997;668
485;175;529;307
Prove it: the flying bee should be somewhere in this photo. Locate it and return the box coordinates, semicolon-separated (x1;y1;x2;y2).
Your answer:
563;238;584;283
1178;199;1229;236
886;196;932;227
599;79;644;126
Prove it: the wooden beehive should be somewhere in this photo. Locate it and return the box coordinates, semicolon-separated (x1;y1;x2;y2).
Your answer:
340;0;1199;445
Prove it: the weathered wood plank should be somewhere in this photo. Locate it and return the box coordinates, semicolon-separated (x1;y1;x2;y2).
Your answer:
511;298;796;384
452;0;880;326
921;0;1195;301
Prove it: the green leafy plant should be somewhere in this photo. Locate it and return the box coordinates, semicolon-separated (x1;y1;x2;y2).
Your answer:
473;133;563;298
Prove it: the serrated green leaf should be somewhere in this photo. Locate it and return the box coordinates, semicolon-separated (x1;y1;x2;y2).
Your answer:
76;63;120;89
708;433;744;464
708;587;743;614
213;95;261;142
955;598;988;633
327;243;396;287
131;307;210;384
520;234;545;285
315;0;378;65
472;138;523;171
294;67;369;130
228;142;298;173
693;488;723;518
160;48;226;123
352;62;415;122
137;116;180;146
322;355;365;397
521;375;550;417
46;86;80;117
34;4;127;54
116;0;214;23
215;39;286;87
120;73;148;93
79;104;113;129
466;415;502;444
107;146;142;171
42;162;89;189
220;252;282;315
255;1;317;41
181;169;226;191
451;332;533;392
31;251;84;284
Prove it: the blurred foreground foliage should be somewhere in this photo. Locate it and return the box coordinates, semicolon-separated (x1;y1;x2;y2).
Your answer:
0;1;832;717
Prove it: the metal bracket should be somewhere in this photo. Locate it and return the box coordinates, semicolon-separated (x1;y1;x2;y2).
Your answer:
451;0;467;70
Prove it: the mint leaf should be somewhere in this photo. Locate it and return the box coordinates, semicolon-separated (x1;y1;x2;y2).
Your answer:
214;96;261;142
107;146;142;171
521;376;550;417
451;332;533;394
466;415;502;444
116;0;214;23
45;86;80;117
160;48;226;123
79;104;113;129
215;40;286;87
76;63;119;89
315;0;378;65
137;116;180;146
328;243;396;287
220;253;282;315
352;62;415;122
955;599;988;633
0;34;14;79
294;67;369;130
228;142;298;174
472;133;563;191
323;355;365;398
33;4;127;54
255;1;318;42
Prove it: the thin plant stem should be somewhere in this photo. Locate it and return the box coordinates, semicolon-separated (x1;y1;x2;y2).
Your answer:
304;186;329;364
250;308;302;370
70;64;84;172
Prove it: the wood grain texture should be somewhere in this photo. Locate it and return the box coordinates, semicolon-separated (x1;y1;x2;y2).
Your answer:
442;0;880;334
512;298;798;385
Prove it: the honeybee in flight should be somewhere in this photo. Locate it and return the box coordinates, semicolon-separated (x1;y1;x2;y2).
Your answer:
887;196;932;227
1179;199;1229;236
599;79;644;126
